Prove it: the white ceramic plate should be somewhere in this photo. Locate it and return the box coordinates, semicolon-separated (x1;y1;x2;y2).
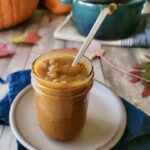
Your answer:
9;81;126;150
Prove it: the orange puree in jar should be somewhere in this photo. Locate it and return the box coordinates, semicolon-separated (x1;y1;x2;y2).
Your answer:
34;56;88;83
31;50;94;141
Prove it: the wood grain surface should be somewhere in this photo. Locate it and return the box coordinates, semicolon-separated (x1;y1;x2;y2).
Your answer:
0;7;150;149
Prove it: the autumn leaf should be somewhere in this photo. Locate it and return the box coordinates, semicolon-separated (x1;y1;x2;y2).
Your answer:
0;44;14;57
129;71;141;83
142;84;150;97
129;56;150;97
9;32;41;44
67;41;103;60
85;40;103;59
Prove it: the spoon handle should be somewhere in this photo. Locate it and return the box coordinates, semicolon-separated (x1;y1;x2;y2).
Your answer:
72;8;109;66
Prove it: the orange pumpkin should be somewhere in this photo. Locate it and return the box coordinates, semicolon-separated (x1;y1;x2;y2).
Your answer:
0;0;39;30
44;0;71;15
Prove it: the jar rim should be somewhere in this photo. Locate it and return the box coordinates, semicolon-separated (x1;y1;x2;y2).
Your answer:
31;49;94;86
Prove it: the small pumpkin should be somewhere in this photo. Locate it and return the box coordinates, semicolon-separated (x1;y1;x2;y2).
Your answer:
0;0;39;30
44;0;71;15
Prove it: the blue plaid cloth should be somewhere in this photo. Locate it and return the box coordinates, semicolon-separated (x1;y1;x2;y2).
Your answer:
0;70;150;150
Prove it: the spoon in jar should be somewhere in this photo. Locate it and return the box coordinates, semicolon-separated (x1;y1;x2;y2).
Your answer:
72;3;118;66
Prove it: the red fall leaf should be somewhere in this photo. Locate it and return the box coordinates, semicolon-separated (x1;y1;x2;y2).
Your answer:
0;44;14;57
129;57;150;97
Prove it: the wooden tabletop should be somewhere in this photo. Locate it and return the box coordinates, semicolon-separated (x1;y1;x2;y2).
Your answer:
0;9;150;150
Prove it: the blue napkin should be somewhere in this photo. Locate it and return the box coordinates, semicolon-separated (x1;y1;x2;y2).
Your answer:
0;70;150;150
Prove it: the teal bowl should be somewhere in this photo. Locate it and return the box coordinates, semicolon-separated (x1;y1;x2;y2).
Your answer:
61;0;146;40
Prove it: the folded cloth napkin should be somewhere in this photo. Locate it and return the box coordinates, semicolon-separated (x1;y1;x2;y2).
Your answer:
54;11;150;47
0;70;150;150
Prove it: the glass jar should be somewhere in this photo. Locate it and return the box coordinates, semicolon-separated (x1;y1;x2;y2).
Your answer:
31;49;94;141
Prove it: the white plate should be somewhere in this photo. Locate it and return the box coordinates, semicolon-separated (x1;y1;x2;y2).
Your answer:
9;81;126;150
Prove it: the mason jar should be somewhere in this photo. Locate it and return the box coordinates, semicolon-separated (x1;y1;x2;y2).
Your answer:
31;49;94;140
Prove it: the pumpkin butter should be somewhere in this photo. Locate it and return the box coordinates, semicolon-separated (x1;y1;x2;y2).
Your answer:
34;56;88;83
31;50;94;140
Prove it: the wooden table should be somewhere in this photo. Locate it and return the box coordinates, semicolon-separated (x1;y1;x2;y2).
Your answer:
0;9;150;150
